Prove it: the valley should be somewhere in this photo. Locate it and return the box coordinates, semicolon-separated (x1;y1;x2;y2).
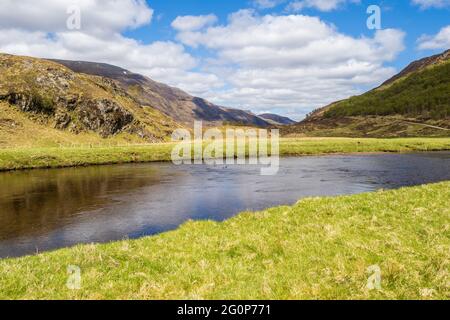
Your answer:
0;48;449;301
1;50;449;154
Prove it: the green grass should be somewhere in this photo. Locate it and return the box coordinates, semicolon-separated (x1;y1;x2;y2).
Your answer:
0;182;448;300
0;143;174;171
0;137;449;171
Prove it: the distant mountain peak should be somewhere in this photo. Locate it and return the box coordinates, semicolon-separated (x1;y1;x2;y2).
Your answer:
258;113;296;125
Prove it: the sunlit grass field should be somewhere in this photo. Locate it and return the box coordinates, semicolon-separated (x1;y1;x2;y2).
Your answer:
0;182;448;300
1;137;449;171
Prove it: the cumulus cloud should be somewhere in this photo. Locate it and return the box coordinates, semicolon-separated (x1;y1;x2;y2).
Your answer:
255;0;360;11
252;0;285;9
0;0;221;95
171;14;218;32
0;1;407;119
285;0;360;12
0;0;153;35
176;10;405;118
417;25;450;50
411;0;450;9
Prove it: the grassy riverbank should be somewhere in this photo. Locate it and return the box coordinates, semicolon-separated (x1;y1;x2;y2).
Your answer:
0;182;448;299
0;137;449;171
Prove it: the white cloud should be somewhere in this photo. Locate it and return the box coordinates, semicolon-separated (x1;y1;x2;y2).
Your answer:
0;2;406;119
0;0;153;35
253;0;285;9
412;0;450;9
0;0;221;95
417;25;450;50
286;0;360;12
171;14;218;32
176;10;405;118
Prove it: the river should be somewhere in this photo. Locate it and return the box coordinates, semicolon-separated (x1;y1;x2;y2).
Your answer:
0;152;448;258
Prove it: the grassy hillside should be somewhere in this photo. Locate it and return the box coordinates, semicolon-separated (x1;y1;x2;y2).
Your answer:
325;59;450;119
0;182;448;300
0;54;178;143
286;50;450;138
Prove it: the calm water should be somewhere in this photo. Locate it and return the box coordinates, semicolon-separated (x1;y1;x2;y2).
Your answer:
0;152;449;258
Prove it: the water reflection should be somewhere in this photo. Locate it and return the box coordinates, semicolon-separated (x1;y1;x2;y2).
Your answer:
0;152;448;258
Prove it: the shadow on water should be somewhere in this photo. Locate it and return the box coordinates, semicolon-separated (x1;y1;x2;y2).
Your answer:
0;152;448;258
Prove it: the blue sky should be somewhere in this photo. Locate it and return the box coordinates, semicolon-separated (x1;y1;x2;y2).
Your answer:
130;0;449;72
0;0;449;119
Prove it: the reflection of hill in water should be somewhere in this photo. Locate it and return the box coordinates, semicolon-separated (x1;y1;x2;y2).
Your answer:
0;165;165;241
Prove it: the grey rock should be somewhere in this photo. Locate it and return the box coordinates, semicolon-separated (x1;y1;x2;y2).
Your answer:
77;99;134;137
1;92;55;115
54;112;72;129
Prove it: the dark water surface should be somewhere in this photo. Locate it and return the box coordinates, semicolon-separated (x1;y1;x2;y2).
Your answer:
0;152;449;258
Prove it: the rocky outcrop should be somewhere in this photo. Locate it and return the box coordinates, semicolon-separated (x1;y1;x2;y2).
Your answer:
77;99;134;137
0;92;134;136
54;112;72;129
55;95;80;111
0;92;55;115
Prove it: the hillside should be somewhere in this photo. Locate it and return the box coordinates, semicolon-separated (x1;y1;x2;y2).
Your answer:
259;113;296;125
284;50;450;138
0;53;183;147
381;49;450;87
50;59;269;127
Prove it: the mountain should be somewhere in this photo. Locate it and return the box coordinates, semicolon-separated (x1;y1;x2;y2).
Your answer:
258;113;296;125
283;49;450;137
49;59;269;127
0;53;272;147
